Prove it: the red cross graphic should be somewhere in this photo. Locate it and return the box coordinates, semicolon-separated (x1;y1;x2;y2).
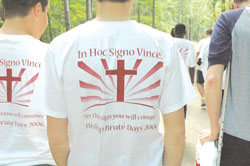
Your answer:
106;60;137;102
0;69;21;102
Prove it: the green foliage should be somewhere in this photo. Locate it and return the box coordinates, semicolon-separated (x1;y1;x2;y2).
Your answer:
0;0;232;42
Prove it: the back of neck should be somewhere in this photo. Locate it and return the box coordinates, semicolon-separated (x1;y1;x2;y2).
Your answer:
95;2;132;21
0;18;30;36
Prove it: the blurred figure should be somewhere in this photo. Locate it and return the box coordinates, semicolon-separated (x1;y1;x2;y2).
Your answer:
196;28;213;107
174;23;196;118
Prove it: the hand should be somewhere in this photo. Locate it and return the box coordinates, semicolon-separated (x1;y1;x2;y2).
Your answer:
197;58;202;66
199;129;219;145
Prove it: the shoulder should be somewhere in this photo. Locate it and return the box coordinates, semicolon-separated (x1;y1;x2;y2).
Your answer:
215;8;245;33
199;38;207;44
186;39;194;46
47;23;92;56
50;24;84;48
177;38;194;48
28;38;49;56
135;23;175;48
221;7;244;21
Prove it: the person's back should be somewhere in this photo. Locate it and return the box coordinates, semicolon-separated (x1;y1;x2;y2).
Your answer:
199;37;211;78
0;0;55;165
173;23;195;84
0;35;54;166
174;38;196;71
226;6;250;141
30;0;196;166
201;1;250;165
32;18;196;166
208;7;250;141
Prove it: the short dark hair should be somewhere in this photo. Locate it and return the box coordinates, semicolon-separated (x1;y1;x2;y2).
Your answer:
234;0;249;3
170;28;175;37
174;23;186;35
206;28;213;36
2;0;48;19
98;0;130;2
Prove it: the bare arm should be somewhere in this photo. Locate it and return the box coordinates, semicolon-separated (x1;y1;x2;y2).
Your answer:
47;116;70;166
189;67;195;84
200;64;224;144
196;52;200;60
163;108;185;166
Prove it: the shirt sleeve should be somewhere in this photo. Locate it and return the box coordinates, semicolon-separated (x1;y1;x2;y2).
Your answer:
189;44;196;68
159;45;196;114
196;40;203;53
209;14;231;67
30;49;67;118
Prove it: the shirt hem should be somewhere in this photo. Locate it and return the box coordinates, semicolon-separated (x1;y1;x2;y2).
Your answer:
29;104;68;118
0;159;55;166
161;93;196;115
224;129;250;142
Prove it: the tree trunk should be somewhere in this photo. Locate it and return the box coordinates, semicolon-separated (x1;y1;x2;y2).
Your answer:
152;0;155;28
137;2;141;23
63;0;71;31
178;0;183;22
197;23;200;41
222;0;225;12
48;14;53;41
188;18;192;40
86;0;92;21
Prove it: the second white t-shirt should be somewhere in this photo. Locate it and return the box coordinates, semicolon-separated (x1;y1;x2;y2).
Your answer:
31;20;196;166
0;34;55;166
174;38;196;71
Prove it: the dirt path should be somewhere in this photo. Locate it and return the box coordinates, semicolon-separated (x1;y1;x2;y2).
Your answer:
182;89;210;166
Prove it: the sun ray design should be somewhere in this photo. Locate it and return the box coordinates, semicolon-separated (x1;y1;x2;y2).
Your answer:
81;96;113;102
124;102;154;109
14;73;39;96
15;90;34;99
78;61;114;94
127;95;160;101
12;100;31;103
12;68;26;92
0;80;6;92
125;59;142;89
101;59;116;89
0;90;5;96
83;101;116;112
79;59;163;111
127;80;161;97
0;68;39;106
80;81;113;96
127;62;163;93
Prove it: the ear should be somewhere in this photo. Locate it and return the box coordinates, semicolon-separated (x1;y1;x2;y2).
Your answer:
32;2;43;17
235;3;240;9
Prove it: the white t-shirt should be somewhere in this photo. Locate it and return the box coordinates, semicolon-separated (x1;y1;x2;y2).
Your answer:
30;20;196;166
174;38;196;71
0;34;55;166
196;38;211;79
196;39;205;71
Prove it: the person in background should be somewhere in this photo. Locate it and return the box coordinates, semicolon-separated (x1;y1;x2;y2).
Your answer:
196;28;213;108
174;23;196;118
200;0;250;165
170;28;175;37
0;0;55;165
30;0;196;165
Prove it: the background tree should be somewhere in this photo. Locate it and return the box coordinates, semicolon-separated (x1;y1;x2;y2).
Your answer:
0;0;232;43
86;0;92;20
64;0;71;31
